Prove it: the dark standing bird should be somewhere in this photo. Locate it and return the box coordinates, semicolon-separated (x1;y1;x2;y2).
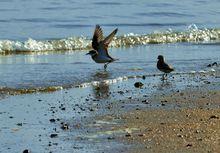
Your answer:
157;55;174;80
86;25;118;70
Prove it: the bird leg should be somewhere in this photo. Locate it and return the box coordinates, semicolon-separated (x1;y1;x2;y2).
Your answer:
162;73;167;81
104;64;108;70
161;74;165;81
104;62;111;70
165;73;168;79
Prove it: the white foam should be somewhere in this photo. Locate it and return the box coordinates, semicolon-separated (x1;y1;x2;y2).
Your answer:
1;27;220;53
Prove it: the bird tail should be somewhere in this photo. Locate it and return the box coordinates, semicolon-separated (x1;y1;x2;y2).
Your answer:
113;58;119;61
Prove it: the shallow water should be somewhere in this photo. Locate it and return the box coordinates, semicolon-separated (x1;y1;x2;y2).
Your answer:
0;43;219;94
0;0;219;95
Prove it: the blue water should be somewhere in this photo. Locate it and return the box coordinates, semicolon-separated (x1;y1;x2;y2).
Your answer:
0;0;220;40
0;0;219;92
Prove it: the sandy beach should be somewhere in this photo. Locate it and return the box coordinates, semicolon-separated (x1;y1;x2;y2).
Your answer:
98;88;220;153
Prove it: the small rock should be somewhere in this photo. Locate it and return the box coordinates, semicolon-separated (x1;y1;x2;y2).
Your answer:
138;133;145;137
50;133;58;138
107;136;115;140
207;62;218;67
186;143;192;147
204;81;211;84
212;62;218;66
125;133;131;137
17;123;22;126
118;91;124;94
61;107;66;111
161;103;165;106
177;134;183;138
142;100;149;104
209;115;219;119
89;108;95;111
49;119;56;123
142;75;146;80
23;149;30;153
134;82;144;88
61;123;69;130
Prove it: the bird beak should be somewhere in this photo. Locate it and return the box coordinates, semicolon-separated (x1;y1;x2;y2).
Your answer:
86;52;90;55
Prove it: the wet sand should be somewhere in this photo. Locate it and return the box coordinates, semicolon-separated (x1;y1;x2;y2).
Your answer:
0;71;220;153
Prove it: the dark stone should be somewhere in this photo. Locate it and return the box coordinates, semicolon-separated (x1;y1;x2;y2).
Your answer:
50;134;58;138
207;62;218;67
107;136;115;140
186;143;192;147
125;133;131;137
61;107;66;111
142;100;149;104
209;115;219;119
134;82;144;88
212;62;218;66
138;133;144;137
161;103;165;106
17;123;22;126
23;149;30;153
118;91;124;94
49;119;56;123
61;123;69;130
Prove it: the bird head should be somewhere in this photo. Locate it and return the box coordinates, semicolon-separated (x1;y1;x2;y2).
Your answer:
157;55;164;61
86;50;98;56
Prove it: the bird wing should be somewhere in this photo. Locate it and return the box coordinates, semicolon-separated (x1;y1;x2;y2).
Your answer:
103;28;118;47
92;25;104;50
99;28;118;60
163;62;174;71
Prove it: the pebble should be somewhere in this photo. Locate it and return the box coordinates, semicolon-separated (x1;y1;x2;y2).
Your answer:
107;136;115;140
23;149;30;153
50;134;58;138
186;143;192;147
61;123;69;130
209;115;219;119
138;133;145;137
17;123;23;126
125;133;131;137
142;100;149;104
49;119;56;123
134;82;144;88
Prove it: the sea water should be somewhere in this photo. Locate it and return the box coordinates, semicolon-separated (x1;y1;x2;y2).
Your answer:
0;0;219;94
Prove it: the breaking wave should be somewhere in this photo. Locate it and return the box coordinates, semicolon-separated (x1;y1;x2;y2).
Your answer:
0;25;220;54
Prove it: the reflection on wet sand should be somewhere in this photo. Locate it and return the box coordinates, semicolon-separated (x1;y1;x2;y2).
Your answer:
157;79;175;91
91;71;111;99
